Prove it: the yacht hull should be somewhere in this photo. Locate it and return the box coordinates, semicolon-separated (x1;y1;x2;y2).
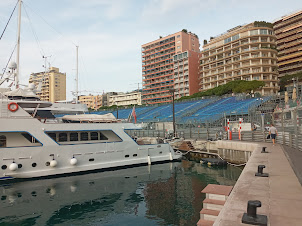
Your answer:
0;117;181;180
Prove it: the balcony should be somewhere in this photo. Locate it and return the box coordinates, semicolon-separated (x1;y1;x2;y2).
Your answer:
279;63;302;71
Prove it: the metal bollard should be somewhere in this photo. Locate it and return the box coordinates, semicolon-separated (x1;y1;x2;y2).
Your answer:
261;147;267;153
255;165;269;177
242;200;268;225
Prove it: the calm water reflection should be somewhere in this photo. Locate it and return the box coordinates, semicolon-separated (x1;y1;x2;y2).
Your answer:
0;160;241;226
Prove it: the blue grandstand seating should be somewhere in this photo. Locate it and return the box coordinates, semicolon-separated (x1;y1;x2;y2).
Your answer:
84;96;269;123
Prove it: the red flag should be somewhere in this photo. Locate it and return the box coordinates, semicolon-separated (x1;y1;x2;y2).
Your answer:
132;106;137;123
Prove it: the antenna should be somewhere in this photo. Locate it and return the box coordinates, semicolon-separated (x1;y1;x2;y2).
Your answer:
75;45;79;104
129;82;141;92
15;0;22;89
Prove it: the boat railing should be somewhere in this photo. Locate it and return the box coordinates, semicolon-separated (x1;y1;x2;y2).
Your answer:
0;93;9;118
0;92;8;100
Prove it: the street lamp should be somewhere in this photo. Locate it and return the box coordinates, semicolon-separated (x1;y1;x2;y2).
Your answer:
169;89;176;138
114;101;119;119
292;77;299;100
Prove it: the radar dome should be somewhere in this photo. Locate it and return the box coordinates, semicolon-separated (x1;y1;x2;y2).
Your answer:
28;83;35;90
8;62;17;70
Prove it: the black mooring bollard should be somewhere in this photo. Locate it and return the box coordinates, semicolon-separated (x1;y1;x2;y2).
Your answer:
255;165;269;177
242;200;268;225
261;147;267;153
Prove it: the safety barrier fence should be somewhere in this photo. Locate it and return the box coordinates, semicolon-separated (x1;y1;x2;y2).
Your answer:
127;126;302;152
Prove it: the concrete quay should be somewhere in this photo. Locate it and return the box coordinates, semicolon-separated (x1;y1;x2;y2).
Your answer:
214;142;302;226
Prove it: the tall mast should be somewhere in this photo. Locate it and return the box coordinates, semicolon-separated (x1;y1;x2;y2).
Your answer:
76;45;79;103
16;0;22;88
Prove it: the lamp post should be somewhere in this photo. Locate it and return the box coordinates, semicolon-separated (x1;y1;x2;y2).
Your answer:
115;101;119;119
169;89;176;138
292;77;299;100
257;98;264;132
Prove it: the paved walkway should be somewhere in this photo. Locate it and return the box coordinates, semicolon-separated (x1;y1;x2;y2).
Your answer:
214;143;302;226
282;145;302;185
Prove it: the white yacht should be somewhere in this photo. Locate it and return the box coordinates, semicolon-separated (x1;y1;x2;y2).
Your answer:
0;95;181;180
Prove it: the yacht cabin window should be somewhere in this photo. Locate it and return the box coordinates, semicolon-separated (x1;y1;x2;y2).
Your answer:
0;135;6;148
45;130;120;144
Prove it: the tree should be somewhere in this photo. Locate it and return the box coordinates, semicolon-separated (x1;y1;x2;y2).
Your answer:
182;29;188;33
254;21;273;28
279;71;302;91
177;80;265;101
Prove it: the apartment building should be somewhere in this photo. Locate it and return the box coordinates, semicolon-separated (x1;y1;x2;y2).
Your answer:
274;10;302;77
173;50;200;99
29;67;66;102
142;30;200;104
78;95;103;110
199;22;279;95
108;91;141;107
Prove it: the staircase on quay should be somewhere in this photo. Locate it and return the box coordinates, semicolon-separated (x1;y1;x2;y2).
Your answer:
197;184;233;226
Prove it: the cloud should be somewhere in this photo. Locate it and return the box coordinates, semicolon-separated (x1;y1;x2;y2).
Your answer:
54;0;132;22
141;0;218;19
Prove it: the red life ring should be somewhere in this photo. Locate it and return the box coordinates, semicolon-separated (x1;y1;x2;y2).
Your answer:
8;102;18;112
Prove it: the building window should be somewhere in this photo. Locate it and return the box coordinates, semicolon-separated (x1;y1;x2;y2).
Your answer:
260;29;268;35
253;76;260;80
177;46;180;49
232;34;240;41
177;35;180;38
224;37;232;44
250;30;258;36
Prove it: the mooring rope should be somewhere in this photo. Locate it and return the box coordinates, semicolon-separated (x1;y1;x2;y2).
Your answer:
177;149;247;167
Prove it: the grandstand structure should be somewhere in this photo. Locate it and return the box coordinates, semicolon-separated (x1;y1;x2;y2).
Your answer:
91;95;275;126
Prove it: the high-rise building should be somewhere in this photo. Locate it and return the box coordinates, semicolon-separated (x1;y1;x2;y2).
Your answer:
142;31;200;104
273;10;302;77
29;67;66;102
199;22;279;95
78;95;103;110
173;50;200;99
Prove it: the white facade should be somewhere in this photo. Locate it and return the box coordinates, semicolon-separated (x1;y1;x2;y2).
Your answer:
109;92;142;106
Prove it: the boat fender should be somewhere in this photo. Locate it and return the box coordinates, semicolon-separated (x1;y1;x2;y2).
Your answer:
70;157;78;166
169;152;173;161
9;162;18;171
8;102;19;112
50;160;58;167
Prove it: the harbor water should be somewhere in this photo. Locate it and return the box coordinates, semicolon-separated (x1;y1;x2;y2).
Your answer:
0;160;241;226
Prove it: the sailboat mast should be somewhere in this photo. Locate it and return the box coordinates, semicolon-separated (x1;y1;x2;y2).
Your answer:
76;45;79;103
16;0;22;88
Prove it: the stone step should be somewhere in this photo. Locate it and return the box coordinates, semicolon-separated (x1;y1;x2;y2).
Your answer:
200;208;220;221
201;184;233;201
203;198;225;211
196;219;214;226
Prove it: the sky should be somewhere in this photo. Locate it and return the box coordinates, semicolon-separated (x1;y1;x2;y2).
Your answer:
0;0;301;100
